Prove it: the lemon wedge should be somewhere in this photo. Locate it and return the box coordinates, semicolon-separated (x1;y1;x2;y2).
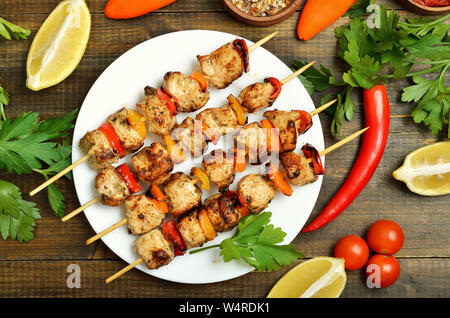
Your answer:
26;0;91;91
267;257;346;298
393;141;450;196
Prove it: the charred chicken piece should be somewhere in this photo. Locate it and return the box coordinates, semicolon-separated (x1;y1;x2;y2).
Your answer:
163;172;202;218
79;130;120;170
135;229;174;270
237;174;276;213
125;194;166;235
280;152;318;186
131;142;174;186
202;192;242;232
172;117;208;158
202;149;235;192
238;81;275;113
234;122;268;164
263;109;301;153
162;71;210;112
197;42;244;89
106;108;145;153
136;86;177;136
176;209;207;249
95;166;130;206
196;104;239;137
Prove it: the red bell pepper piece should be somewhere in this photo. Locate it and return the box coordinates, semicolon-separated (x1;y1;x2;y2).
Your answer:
116;163;142;194
302;144;324;175
157;88;178;116
162;220;186;251
295;110;313;134
302;85;389;233
105;0;177;19
264;77;282;100
98;123;126;158
232;39;249;73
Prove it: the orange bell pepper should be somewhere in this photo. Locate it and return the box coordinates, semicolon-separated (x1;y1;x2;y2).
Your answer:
227;94;247;126
163;134;186;164
198;209;217;241
105;0;177;19
266;163;293;197
297;0;355;41
127;109;147;139
261;119;281;153
150;184;168;202
190;70;208;92
191;167;210;191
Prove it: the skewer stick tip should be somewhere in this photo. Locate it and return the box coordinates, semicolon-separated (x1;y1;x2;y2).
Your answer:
106;258;143;284
309;99;338;117
281;61;316;85
248;30;280;53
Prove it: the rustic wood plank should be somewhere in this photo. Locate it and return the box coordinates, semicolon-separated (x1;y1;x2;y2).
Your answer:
0;258;447;297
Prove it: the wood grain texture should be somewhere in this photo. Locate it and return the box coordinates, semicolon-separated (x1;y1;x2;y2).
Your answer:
0;0;449;298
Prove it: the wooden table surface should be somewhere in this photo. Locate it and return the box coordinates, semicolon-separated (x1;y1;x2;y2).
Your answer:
0;0;449;298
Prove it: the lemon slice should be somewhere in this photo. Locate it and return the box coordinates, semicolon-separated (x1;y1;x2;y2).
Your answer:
267;257;346;298
26;0;91;91
393;141;450;196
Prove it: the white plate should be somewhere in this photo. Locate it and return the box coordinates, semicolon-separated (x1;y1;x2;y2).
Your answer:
72;30;324;284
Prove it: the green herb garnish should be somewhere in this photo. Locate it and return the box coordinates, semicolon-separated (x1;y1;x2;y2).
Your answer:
0;17;31;40
191;212;304;272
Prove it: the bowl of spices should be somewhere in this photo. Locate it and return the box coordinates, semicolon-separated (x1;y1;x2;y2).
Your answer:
221;0;303;26
397;0;450;15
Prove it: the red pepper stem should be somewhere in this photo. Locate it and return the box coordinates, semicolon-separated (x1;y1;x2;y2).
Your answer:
302;85;390;233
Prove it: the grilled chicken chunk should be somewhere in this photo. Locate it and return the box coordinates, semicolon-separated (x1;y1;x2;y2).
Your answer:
79;130;120;170
280;152;318;186
203;193;241;232
172;117;208;157
177;209;207;249
106;108;145;153
237;174;276;213
95;166;130;206
197;42;244;89
196;104;239;137
238;81;275;113
136;86;177;136
163;172;202;218
162;71;210;112
263;109;300;152
135;229;173;270
234;122;268;164
131;142;174;185
125;194;166;235
202;149;235;191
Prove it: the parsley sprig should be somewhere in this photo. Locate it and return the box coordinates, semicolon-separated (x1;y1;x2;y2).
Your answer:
191;212;304;272
0;179;40;242
294;2;450;137
0;85;9;121
0;17;30;40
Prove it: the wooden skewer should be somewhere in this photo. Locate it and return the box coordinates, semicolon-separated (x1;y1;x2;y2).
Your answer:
248;31;279;53
86;218;128;245
29;154;90;197
104;127;370;284
61;197;99;222
281;61;316;85
106;258;143;284
309;99;337;117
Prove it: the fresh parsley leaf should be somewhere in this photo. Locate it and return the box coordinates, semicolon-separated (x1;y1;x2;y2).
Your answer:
0;84;9;121
292;60;340;92
47;184;66;218
192;212;304;272
0;17;31;40
344;0;375;18
411;92;450;135
0;109;77;174
0;179;40;242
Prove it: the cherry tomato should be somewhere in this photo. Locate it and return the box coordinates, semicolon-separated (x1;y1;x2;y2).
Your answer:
365;254;400;288
367;220;404;255
334;235;370;271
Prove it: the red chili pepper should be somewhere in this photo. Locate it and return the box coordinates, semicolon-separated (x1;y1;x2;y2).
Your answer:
116;163;142;194
98;123;126;158
294;110;313;134
105;0;177;19
232;39;249;73
302;85;389;233
302;144;324;175
157;88;178;116
162;220;187;251
264;77;282;100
